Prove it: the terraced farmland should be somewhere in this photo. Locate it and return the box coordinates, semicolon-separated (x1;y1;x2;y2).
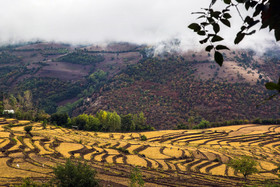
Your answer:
0;118;280;186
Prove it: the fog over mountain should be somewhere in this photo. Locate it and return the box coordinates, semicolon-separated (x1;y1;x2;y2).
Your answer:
0;0;277;52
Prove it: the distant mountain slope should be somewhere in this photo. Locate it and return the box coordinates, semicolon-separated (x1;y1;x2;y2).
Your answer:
74;53;280;129
1;42;280;129
0;42;143;113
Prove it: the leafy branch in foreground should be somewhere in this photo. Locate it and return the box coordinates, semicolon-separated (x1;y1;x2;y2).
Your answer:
189;0;280;97
189;0;280;66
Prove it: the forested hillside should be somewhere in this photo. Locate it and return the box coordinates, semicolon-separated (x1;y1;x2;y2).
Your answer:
1;42;280;129
75;54;280;129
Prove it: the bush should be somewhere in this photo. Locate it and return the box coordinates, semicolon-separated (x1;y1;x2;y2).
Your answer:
140;135;147;141
130;166;145;187
42;120;47;129
228;156;258;180
53;159;98;187
176;123;189;130
115;147;130;154
193;120;210;129
24;126;32;134
50;113;69;127
17;177;51;187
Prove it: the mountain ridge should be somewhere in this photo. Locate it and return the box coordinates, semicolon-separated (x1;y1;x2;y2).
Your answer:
1;42;280;129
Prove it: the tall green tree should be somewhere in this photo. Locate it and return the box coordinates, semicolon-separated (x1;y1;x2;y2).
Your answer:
50;113;69;127
133;112;147;131
96;110;108;128
85;115;101;131
107;111;121;132
72;114;88;130
121;114;135;132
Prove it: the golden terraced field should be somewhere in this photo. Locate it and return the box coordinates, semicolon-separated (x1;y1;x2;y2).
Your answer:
1;118;280;186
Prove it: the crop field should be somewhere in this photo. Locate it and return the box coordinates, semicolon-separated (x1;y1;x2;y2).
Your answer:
0;118;280;186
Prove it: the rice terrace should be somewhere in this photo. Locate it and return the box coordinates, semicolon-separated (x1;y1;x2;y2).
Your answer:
1;117;280;186
1;0;280;186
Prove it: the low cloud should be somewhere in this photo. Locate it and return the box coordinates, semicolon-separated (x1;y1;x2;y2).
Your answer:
0;0;277;52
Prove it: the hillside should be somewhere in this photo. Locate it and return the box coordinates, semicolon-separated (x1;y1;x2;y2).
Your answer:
1;42;280;129
0;117;280;186
0;42;143;114
74;50;280;129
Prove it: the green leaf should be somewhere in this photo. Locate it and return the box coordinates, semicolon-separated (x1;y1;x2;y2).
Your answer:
248;20;260;29
245;1;250;10
253;4;264;17
201;22;210;26
216;45;230;50
188;23;201;32
214;51;224;66
213;23;220;33
221;19;231;27
211;11;221;19
207;17;215;24
211;35;224;42
234;32;245;44
245;16;253;24
210;0;217;6
250;1;258;8
199;38;208;44
197;31;206;36
241;26;247;31
265;82;280;91
223;0;231;4
205;45;214;52
223;13;231;19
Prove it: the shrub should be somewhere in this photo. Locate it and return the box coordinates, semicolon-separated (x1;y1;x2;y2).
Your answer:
24;126;32;134
116;147;130;154
193;120;210;129
175;123;189;129
3;125;11;131
50;113;69;127
53;159;98;187
42;120;47;129
228;156;258;180
10;138;17;144
130;166;145;187
140;135;147;141
17;177;50;187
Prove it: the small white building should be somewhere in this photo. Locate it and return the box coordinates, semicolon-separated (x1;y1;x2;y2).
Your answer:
3;110;15;114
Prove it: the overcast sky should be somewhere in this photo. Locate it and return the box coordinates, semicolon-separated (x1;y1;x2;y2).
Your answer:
0;0;276;51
